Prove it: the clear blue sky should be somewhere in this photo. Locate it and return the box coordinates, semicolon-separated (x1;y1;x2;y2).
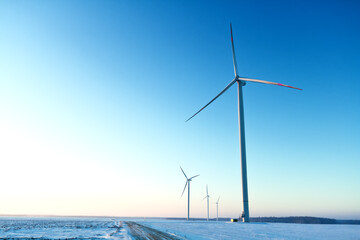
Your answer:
1;0;359;219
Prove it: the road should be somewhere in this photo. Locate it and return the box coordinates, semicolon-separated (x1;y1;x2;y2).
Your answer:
125;221;182;240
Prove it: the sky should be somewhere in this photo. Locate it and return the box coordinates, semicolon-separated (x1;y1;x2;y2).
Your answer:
0;0;359;219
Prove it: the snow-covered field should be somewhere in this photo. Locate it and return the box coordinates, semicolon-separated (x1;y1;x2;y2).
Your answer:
141;219;360;240
0;217;359;239
0;217;130;239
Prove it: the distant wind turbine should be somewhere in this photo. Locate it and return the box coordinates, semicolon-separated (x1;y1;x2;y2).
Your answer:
215;196;220;221
180;166;199;221
186;23;301;222
202;185;210;221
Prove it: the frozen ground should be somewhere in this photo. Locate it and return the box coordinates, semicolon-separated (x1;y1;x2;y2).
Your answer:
140;219;360;240
0;217;359;239
0;217;131;239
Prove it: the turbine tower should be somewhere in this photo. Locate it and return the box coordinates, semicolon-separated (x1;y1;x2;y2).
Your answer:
202;185;210;221
186;23;301;222
216;196;220;221
180;166;199;221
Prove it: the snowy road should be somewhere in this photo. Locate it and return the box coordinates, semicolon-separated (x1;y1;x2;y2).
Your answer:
126;221;182;240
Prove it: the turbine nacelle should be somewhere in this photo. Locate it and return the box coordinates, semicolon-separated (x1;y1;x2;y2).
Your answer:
235;77;246;86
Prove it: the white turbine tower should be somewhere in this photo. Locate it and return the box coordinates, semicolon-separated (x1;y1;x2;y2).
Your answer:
215;196;220;221
180;166;199;221
202;185;210;221
186;23;301;222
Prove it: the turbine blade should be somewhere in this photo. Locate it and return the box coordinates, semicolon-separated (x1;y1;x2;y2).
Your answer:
238;77;302;90
206;185;208;195
217;196;220;203
180;166;188;180
181;181;188;197
189;174;200;180
202;196;207;201
186;79;237;122
230;23;239;77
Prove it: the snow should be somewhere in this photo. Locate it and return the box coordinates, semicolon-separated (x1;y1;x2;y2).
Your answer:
138;219;360;240
0;217;359;239
0;216;128;239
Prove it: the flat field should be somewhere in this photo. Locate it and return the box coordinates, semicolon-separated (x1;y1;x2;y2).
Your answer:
0;217;359;240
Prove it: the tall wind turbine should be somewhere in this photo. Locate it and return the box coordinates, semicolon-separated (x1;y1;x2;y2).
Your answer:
180;166;199;221
202;185;210;221
216;196;220;221
186;23;301;222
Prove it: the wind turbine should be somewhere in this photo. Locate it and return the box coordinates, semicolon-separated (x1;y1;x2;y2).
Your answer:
186;23;301;222
215;196;220;221
202;185;210;221
180;166;199;221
